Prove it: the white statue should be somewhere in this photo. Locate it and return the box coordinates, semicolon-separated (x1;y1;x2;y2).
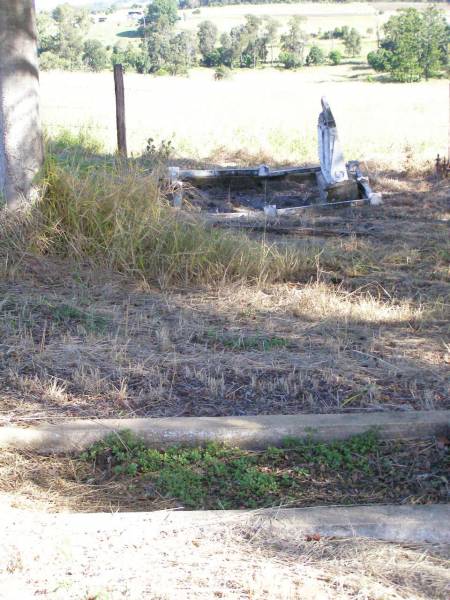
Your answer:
318;97;348;186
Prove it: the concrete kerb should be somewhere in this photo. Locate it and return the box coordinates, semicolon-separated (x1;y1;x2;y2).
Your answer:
4;504;450;545
1;410;449;454
2;413;449;546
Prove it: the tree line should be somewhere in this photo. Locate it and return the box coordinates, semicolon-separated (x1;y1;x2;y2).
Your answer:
178;0;444;6
36;2;448;82
36;1;362;74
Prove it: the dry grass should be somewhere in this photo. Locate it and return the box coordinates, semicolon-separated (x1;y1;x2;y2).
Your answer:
14;158;302;288
0;169;448;422
245;524;450;600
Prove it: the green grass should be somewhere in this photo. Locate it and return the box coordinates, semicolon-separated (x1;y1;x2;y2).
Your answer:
81;430;449;510
50;303;110;333
1;296;110;335
205;330;290;351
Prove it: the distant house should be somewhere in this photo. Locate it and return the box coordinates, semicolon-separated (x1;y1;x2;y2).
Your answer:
97;15;107;23
128;11;143;18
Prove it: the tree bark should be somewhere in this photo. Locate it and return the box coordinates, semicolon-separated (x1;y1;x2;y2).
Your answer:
0;0;43;209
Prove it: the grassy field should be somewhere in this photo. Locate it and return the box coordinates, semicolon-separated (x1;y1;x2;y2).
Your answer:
40;66;448;168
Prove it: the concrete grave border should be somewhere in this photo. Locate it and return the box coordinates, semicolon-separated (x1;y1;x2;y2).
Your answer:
3;504;450;545
1;410;448;454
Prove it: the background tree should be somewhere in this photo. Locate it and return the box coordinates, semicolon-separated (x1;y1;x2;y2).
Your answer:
367;7;448;82
322;25;349;41
343;27;362;57
147;0;178;28
147;18;173;72
197;20;218;65
279;16;308;69
229;25;247;68
420;5;448;80
383;8;423;81
217;32;234;68
240;15;264;68
83;39;109;72
261;16;279;65
51;4;90;69
167;31;197;75
36;11;57;54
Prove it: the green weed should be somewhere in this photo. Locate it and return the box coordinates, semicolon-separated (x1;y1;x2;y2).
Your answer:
0;296;109;335
82;430;381;509
51;303;110;333
206;330;290;351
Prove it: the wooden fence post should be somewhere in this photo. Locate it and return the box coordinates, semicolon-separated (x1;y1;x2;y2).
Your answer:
113;64;127;157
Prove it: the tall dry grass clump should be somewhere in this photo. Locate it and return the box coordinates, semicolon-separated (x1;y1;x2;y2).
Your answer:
2;157;304;287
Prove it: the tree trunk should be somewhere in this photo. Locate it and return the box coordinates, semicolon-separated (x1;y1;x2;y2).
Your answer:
0;0;43;209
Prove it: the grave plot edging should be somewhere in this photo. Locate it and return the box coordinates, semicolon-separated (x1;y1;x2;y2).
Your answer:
1;410;448;453
4;504;449;545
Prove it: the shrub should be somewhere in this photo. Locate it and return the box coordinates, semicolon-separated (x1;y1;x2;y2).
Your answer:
306;46;326;66
367;49;391;72
328;50;342;65
144;137;174;162
279;51;302;69
112;43;149;74
39;51;71;70
154;67;169;76
214;65;231;80
82;39;110;72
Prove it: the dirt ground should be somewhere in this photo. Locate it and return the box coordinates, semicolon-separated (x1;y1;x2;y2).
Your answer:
0;172;448;424
1;504;450;600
